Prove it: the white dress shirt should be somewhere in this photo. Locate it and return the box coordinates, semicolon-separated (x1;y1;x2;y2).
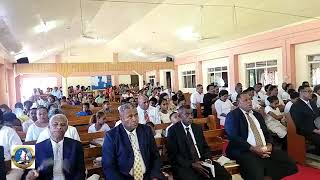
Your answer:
25;124;47;142
159;111;171;123
22;119;34;133
51;90;62;99
239;109;267;147
230;92;238;103
190;92;204;109
214;99;233;125
88;123;111;145
50;139;65;180
284;101;293;113
281;91;290;101
315;93;320;108
137;106;161;124
0;126;22;161
37;126;80;143
181;122;201;158
124;128;146;176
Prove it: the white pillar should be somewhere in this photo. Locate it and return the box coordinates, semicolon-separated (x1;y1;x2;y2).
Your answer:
139;75;143;90
62;77;68;97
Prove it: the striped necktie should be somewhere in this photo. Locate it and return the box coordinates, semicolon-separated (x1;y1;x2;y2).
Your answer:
246;113;264;146
129;133;143;180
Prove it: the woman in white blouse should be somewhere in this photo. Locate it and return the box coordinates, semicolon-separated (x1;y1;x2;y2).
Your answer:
214;90;234;126
25;106;49;142
88;111;111;145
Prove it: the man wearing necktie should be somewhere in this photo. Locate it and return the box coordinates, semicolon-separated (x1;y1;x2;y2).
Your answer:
102;103;162;180
136;95;160;125
225;92;297;180
291;85;320;152
167;105;231;180
26;114;85;180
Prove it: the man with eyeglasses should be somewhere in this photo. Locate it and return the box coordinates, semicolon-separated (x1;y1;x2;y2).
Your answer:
291;85;320;152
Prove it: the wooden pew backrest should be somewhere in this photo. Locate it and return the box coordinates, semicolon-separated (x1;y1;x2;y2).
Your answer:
286;113;306;164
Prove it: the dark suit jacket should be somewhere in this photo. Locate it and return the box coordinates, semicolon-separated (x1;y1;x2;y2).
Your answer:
35;137;85;180
203;93;218;117
102;124;162;180
0;146;5;180
166;122;212;169
290;98;319;136
224;108;272;160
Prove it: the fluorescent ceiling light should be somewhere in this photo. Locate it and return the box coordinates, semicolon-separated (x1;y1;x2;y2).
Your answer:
33;20;57;33
177;26;200;41
131;48;146;57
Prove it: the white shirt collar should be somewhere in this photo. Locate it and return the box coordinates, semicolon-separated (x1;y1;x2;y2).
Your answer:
300;98;310;105
124;126;137;137
181;121;191;130
239;108;253;115
50;138;64;148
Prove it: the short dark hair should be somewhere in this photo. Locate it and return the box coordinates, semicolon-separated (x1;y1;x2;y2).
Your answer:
267;96;279;104
149;97;158;105
269;85;278;92
256;83;262;86
285;83;292;91
302;81;309;86
207;84;215;91
15;102;23;109
196;84;203;88
237;91;249;101
288;89;296;95
264;84;272;92
246;87;254;92
290;91;299;99
0;110;3;125
298;85;310;93
169;112;177;120
219;90;228;97
158;98;167;106
314;84;320;93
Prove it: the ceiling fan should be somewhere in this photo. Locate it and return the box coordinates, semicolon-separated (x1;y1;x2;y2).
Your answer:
79;0;96;39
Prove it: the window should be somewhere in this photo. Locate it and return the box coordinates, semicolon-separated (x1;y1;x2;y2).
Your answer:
208;66;228;87
308;55;320;86
148;75;155;85
182;70;196;88
245;60;278;87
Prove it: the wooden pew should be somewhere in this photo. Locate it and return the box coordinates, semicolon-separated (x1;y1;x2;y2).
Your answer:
207;115;219;130
83;146;103;177
79;131;105;142
193;118;209;130
155;123;171;130
203;129;227;154
196;103;204;118
286;113;306;164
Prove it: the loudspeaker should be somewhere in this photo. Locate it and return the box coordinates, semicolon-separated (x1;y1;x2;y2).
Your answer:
16;57;29;64
166;56;174;62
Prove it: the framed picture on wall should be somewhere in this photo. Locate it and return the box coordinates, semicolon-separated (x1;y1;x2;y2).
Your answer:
91;75;112;90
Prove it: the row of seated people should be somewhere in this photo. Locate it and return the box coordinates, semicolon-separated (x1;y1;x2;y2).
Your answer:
1;92;299;180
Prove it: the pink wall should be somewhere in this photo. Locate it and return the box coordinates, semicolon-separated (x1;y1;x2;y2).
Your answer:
174;19;320;90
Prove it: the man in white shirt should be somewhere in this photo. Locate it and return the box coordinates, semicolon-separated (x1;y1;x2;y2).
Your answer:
51;87;62;100
253;83;265;103
136;95;161;125
224;92;297;180
0;111;24;180
278;82;287;100
231;83;243;103
26;114;85;180
190;84;204;118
